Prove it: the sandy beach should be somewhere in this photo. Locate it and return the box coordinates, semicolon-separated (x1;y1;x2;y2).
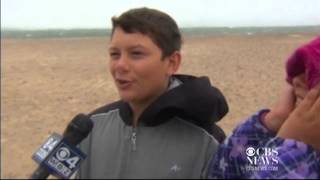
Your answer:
1;33;317;178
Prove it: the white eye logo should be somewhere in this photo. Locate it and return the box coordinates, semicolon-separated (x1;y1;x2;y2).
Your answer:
56;147;70;161
246;147;255;157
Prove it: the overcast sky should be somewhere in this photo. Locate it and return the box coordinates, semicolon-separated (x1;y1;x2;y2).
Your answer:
2;0;320;29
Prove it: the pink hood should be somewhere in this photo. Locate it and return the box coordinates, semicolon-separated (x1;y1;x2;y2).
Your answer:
286;37;320;89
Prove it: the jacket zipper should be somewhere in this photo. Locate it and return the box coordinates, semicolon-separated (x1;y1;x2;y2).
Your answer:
131;127;137;151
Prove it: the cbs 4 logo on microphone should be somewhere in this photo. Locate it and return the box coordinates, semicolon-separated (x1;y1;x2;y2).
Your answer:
32;133;86;179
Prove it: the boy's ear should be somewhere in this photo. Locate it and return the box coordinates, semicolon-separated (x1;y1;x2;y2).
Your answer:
167;51;181;76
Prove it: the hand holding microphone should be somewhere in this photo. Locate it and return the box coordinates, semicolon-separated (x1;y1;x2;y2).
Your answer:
30;114;93;179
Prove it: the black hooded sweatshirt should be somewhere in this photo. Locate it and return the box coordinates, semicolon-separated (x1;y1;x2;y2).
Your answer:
77;74;228;179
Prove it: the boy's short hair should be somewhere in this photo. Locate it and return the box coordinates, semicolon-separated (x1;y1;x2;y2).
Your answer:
111;7;182;59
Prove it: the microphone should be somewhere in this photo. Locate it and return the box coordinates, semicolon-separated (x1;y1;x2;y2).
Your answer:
30;114;93;179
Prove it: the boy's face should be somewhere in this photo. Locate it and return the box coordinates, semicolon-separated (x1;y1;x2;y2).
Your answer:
108;27;175;104
292;73;308;106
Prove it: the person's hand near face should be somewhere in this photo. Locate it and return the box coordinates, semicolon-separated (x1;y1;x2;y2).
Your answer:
263;72;320;150
263;74;309;133
263;82;296;133
277;84;320;150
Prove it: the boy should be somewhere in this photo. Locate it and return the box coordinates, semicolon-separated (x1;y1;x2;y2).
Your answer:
76;7;228;179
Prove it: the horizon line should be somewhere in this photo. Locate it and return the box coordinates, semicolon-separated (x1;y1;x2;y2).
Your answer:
2;24;320;31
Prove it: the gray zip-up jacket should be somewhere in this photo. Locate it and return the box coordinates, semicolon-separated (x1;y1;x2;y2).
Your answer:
77;75;228;179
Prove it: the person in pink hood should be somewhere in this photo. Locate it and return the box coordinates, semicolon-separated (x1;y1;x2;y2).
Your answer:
286;37;320;105
287;37;320;88
209;37;320;179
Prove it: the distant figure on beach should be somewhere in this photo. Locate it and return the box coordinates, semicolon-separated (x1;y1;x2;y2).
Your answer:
208;37;320;179
76;7;228;179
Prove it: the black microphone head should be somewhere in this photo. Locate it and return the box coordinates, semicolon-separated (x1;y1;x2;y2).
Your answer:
62;113;93;145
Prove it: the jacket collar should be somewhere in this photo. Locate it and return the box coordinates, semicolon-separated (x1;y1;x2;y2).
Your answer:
118;74;229;134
